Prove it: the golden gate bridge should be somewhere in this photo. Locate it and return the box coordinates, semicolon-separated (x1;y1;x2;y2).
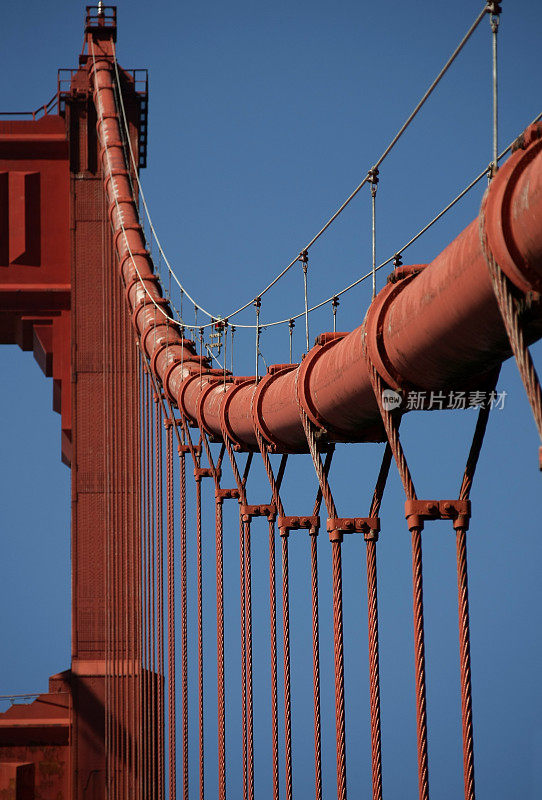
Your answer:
0;3;540;799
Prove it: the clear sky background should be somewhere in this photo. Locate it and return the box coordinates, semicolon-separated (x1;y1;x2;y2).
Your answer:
1;2;541;798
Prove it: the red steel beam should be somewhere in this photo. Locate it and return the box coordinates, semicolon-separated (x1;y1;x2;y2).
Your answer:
91;35;542;453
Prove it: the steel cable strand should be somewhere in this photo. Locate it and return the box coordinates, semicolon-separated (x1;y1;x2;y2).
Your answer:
239;515;249;800
120;282;131;798
142;372;151;799
331;540;347;800
281;534;293;800
365;444;392;800
134;351;143;800
253;429;296;800
309;447;332;800
297;409;348;800
365;540;382;800
220;434;254;800
215;496;227;800
166;422;177;800
102;190;112;797
200;432;229;800
200;432;227;800
244;519;256;800
149;390;158;800
268;518;280;800
310;533;323;800
179;443;189;800
411;530;429;800
150;392;158;800
196;474;205;800
455;528;474;800
156;399;166;800
363;352;429;800
479;210;542;454
453;395;495;800
310;448;334;800
114;270;123;800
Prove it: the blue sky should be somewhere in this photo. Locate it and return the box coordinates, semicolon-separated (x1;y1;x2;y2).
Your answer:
1;2;541;798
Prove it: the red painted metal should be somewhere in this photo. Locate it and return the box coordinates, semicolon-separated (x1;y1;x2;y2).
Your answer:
0;9;147;797
2;6;542;798
92;33;542;452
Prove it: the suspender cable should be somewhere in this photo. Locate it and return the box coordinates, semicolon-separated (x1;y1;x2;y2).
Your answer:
195;468;205;800
299;409;347;800
165;419;177;800
268;515;280;800
311;448;333;800
199;432;227;800
179;435;189;800
150;393;158;800
156;397;165;800
215;490;227;800
455;392;497;800
244;517;255;800
253;433;293;800
146;374;154;800
281;530;293;800
364;359;429;800
239;513;249;800
221;439;253;800
366;444;393;800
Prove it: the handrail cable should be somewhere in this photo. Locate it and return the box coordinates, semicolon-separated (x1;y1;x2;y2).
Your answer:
111;5;490;330
96;44;541;339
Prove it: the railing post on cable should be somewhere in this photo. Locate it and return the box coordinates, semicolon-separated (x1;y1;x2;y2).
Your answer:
300;250;310;352
487;1;501;177
289;318;295;363
254;297;262;382
331;296;339;333
368;168;379;300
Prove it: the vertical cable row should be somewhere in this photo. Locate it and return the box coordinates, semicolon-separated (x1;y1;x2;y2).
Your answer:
268;519;279;800
331;538;347;800
196;472;205;800
166;420;177;800
281;532;293;800
156;397;165;800
215;493;227;800
244;518;255;800
310;532;322;800
179;441;189;800
239;513;248;800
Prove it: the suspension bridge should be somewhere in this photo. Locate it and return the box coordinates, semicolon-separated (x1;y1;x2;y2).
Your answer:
0;3;541;799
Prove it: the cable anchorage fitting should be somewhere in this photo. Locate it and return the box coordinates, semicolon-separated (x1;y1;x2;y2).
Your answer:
215;487;240;503
326;516;380;543
368;166;379;196
240;503;276;523
277;515;320;536
194;466;219;482
404;499;471;532
299;249;309;273
486;1;501;17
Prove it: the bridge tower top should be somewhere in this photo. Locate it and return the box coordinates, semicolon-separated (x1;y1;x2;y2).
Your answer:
84;4;117;50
